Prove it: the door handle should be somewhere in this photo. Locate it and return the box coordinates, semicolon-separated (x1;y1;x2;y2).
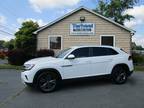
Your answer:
61;65;73;67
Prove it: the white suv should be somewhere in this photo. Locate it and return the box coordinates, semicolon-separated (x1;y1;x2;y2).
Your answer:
21;46;133;93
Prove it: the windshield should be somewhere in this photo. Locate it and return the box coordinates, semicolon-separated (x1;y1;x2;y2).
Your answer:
55;48;72;58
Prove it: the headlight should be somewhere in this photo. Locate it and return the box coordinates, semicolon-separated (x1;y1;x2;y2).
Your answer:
24;64;35;70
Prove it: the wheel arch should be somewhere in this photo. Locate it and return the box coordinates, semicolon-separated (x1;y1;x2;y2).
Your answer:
33;68;62;85
111;63;130;74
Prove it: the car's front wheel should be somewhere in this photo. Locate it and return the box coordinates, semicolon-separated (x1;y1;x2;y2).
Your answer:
37;72;58;93
111;66;128;84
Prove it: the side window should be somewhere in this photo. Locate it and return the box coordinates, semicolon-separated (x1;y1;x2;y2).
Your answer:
92;47;105;56
92;47;118;56
106;48;118;55
71;48;90;58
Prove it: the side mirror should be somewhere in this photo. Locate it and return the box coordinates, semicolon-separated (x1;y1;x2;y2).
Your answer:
67;54;75;59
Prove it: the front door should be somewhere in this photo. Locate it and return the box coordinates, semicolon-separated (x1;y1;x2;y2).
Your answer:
62;47;92;79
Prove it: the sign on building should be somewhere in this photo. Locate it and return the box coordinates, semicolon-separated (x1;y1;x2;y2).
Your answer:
70;23;95;35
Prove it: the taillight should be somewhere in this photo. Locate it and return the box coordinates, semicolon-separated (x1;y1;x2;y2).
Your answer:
128;56;132;60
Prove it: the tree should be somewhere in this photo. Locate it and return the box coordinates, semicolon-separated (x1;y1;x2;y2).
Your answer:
15;20;39;54
132;42;137;50
132;42;144;50
4;39;15;50
0;40;5;49
94;0;108;15
94;0;138;25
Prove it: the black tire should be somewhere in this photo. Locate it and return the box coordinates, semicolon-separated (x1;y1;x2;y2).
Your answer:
37;71;59;93
111;66;128;84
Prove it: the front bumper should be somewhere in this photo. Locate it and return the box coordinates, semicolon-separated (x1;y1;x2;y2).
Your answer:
21;70;34;84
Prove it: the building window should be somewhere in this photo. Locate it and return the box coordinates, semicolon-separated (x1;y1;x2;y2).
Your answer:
49;36;62;49
101;36;115;46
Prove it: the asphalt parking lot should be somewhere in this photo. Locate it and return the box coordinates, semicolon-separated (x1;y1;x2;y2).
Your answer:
0;69;144;108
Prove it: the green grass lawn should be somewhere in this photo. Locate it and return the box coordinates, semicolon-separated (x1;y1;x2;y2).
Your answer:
0;64;23;70
134;65;144;72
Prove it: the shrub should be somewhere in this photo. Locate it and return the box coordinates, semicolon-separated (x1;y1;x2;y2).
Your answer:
3;51;8;57
0;52;5;59
7;49;29;66
132;52;144;65
36;49;54;57
8;44;14;50
7;49;55;66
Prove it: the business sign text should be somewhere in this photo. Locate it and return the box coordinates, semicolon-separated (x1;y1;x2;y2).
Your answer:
70;23;95;35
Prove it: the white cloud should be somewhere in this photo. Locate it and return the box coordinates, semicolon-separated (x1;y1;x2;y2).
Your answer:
0;15;6;24
56;8;74;15
124;19;143;28
0;15;14;41
29;0;80;13
17;18;46;26
124;5;144;28
125;5;144;18
132;34;144;47
0;35;15;41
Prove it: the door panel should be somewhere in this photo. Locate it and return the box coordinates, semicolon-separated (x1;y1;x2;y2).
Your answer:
89;47;118;75
62;58;92;79
90;56;113;75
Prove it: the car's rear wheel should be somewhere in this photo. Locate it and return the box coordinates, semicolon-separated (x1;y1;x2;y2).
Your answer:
37;72;58;93
111;66;128;84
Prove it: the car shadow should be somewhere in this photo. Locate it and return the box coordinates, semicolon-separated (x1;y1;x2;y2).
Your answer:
24;76;136;93
24;76;112;93
127;76;137;85
60;76;112;91
24;86;40;94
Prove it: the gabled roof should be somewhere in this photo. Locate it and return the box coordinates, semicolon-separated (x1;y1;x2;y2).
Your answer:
34;6;135;34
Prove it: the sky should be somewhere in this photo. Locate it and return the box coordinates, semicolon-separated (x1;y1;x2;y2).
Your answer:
0;0;144;47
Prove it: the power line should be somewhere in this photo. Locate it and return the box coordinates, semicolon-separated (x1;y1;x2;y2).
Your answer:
0;1;21;35
0;0;20;32
0;1;19;19
0;30;13;36
0;24;15;32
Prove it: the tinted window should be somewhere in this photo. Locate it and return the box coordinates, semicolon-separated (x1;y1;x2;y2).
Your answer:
101;36;114;46
107;48;119;55
56;48;71;58
92;47;118;56
71;48;90;58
